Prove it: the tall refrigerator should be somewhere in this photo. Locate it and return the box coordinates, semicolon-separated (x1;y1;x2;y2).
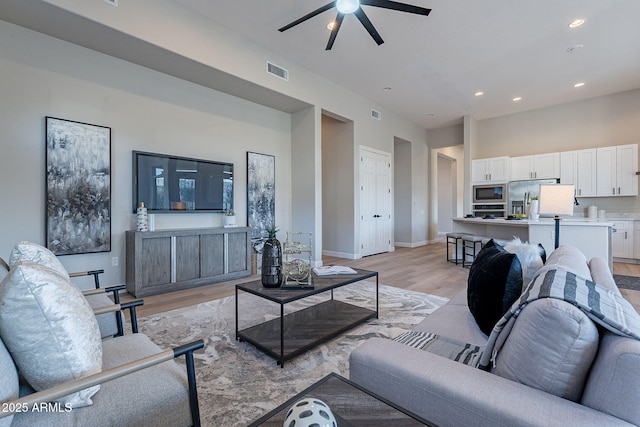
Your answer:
507;179;559;216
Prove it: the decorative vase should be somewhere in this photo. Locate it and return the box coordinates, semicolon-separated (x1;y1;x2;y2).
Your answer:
261;233;282;288
223;215;236;227
136;202;148;232
529;200;539;221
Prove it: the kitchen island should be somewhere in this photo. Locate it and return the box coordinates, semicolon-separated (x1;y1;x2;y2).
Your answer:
452;217;613;268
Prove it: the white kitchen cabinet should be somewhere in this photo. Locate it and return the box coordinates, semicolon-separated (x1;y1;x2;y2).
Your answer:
611;220;634;259
560;149;597;197
472;156;510;183
597;144;638;196
511;153;560;181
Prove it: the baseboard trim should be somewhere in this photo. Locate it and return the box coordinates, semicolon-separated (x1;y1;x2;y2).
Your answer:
322;250;358;260
395;241;428;248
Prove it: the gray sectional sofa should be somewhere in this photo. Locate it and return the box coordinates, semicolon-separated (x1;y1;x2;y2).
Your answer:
350;245;640;426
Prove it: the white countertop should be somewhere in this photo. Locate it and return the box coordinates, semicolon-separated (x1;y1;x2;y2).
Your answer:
453;217;613;227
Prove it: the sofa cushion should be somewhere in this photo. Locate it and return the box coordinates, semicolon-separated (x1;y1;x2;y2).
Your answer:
494;298;599;402
467;240;523;335
9;241;69;279
588;257;621;296
581;332;640;425
0;338;19;427
503;237;546;286
539;245;592;281
0;261;102;407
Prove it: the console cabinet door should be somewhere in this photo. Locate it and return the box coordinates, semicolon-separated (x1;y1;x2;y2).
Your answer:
140;237;172;288
201;234;225;278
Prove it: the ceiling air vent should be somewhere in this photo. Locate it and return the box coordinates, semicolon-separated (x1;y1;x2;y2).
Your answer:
266;61;289;81
371;109;382;120
101;0;118;5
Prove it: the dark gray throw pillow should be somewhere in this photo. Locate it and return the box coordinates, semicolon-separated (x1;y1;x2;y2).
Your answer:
467;239;523;335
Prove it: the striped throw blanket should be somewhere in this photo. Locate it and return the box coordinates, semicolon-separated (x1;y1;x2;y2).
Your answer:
393;331;484;367
478;267;640;370
393;267;640;371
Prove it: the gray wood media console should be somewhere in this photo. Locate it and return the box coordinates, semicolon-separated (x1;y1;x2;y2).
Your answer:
126;227;251;297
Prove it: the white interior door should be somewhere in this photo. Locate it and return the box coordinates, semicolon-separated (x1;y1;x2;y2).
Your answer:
360;147;392;257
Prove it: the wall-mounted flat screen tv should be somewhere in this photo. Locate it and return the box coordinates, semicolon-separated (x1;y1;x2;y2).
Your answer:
133;151;233;213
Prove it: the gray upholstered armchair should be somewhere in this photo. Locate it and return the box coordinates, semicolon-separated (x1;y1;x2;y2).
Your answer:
0;243;205;426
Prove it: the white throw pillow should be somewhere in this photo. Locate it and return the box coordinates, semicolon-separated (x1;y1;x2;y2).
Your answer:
9;241;70;279
0;260;102;407
503;237;545;287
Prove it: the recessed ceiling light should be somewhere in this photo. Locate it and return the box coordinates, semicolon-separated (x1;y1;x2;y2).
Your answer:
474;91;484;97
426;113;435;117
567;44;584;53
574;82;585;88
327;21;335;31
383;86;392;92
513;97;522;102
569;19;585;28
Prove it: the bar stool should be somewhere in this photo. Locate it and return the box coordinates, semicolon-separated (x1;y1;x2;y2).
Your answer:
462;235;487;268
446;232;471;265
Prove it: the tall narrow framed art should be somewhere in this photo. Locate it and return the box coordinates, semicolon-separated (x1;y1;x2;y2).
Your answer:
46;117;111;255
247;152;275;239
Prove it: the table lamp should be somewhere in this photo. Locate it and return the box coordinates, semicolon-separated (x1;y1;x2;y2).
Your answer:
538;184;575;249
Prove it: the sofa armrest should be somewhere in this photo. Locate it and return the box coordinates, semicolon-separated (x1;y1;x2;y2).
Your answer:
0;339;204;426
69;269;105;289
93;300;143;335
350;338;632;427
83;284;125;304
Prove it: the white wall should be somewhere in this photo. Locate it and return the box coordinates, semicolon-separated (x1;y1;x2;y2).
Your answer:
0;21;292;288
322;115;355;257
394;140;412;246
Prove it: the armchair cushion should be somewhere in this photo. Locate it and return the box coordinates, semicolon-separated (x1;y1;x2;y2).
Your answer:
10;334;192;427
0;261;102;408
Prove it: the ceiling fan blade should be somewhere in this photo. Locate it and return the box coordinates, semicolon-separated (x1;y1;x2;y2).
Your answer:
326;13;345;50
354;8;384;45
279;2;337;32
360;0;431;16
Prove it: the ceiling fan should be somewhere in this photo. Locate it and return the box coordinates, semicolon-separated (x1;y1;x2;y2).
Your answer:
278;0;431;50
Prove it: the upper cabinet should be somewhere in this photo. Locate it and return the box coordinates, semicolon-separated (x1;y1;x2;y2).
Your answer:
597;144;638;196
472;156;510;183
510;153;560;181
560;149;597;197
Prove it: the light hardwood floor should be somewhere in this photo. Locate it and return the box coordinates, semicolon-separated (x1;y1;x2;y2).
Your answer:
121;242;640;317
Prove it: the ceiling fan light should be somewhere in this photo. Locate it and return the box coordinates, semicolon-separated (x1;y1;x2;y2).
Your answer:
336;0;360;14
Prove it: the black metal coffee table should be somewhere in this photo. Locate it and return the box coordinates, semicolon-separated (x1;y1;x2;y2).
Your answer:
247;372;435;426
235;269;378;367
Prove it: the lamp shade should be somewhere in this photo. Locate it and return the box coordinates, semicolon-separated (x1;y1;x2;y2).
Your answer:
538;185;575;216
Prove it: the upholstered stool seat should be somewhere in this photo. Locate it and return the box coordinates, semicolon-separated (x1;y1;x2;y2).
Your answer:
446;232;472;265
462;234;488;267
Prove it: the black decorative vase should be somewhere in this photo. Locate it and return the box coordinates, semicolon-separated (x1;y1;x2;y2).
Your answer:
261;234;282;288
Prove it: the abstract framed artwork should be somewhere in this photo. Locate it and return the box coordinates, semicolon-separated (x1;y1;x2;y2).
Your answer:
247;151;275;239
46;117;111;255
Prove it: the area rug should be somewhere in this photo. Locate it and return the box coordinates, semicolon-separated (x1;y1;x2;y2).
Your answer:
614;274;640;291
136;282;448;426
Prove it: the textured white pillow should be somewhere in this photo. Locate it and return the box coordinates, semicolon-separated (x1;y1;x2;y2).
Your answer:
9;241;70;279
503;237;545;287
0;261;102;407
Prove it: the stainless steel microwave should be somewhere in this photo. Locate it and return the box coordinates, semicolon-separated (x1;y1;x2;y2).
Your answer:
473;184;506;203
